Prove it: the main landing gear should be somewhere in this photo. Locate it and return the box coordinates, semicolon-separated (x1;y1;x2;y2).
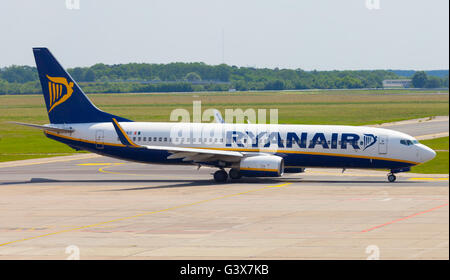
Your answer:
213;169;228;183
228;168;242;180
387;173;396;183
213;168;242;183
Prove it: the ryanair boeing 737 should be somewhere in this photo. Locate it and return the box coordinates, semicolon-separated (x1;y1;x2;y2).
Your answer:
14;48;436;183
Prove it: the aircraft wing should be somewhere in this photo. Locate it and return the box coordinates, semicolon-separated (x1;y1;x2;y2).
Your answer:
143;145;243;162
111;118;243;163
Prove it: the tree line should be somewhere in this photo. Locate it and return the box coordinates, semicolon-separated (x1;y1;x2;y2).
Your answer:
411;71;448;89
0;63;448;95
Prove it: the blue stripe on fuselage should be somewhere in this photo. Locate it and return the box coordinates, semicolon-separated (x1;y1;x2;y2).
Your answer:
46;133;413;170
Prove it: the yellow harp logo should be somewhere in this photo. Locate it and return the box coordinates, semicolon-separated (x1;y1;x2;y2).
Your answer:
46;75;74;112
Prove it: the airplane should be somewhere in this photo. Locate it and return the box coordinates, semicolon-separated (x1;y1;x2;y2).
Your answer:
13;48;436;183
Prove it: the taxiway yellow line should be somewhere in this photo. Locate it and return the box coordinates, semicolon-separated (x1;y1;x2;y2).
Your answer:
77;163;121;166
97;163;140;175
96;164;449;181
0;182;291;247
408;177;449;181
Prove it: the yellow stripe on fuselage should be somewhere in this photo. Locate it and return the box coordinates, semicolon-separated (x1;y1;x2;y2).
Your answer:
240;167;279;172
189;146;420;165
45;131;126;147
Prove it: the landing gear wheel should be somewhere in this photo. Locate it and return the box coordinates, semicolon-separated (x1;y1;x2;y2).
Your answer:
387;173;396;183
229;168;242;180
213;169;228;183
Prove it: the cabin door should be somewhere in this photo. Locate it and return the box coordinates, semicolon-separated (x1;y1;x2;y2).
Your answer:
378;135;388;154
95;130;104;149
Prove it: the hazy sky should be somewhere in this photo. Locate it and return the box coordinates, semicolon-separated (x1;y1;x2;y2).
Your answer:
0;0;448;70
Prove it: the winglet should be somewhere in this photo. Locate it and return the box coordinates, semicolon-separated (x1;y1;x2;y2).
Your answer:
111;118;140;148
213;109;225;124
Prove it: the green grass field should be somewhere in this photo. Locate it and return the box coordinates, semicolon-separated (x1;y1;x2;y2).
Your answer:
410;137;449;174
0;90;448;174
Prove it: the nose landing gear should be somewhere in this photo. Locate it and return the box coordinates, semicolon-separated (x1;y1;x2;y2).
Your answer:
387;173;397;182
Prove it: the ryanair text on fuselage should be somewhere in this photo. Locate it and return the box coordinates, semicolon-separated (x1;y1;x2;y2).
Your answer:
225;131;377;150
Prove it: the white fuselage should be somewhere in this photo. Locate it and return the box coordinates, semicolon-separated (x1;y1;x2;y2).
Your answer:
45;122;436;170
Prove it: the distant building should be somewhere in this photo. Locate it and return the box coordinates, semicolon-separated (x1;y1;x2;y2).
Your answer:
382;79;412;88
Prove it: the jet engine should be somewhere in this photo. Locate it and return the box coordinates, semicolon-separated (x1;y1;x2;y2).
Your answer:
238;155;284;177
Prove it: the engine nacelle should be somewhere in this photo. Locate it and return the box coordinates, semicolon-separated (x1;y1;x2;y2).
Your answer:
238;155;284;177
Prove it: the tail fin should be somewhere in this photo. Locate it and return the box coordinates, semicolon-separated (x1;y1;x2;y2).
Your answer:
33;47;131;124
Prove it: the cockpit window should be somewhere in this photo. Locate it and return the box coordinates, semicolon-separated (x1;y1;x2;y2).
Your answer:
400;139;418;146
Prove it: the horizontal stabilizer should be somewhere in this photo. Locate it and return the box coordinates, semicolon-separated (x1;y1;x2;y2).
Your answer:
9;121;74;133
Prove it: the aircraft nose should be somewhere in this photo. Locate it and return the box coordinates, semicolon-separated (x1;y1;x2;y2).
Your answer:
419;144;436;163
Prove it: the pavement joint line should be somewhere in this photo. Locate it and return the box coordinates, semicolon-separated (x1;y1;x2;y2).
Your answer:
0;182;291;247
360;202;449;233
0;154;100;168
415;132;449;140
